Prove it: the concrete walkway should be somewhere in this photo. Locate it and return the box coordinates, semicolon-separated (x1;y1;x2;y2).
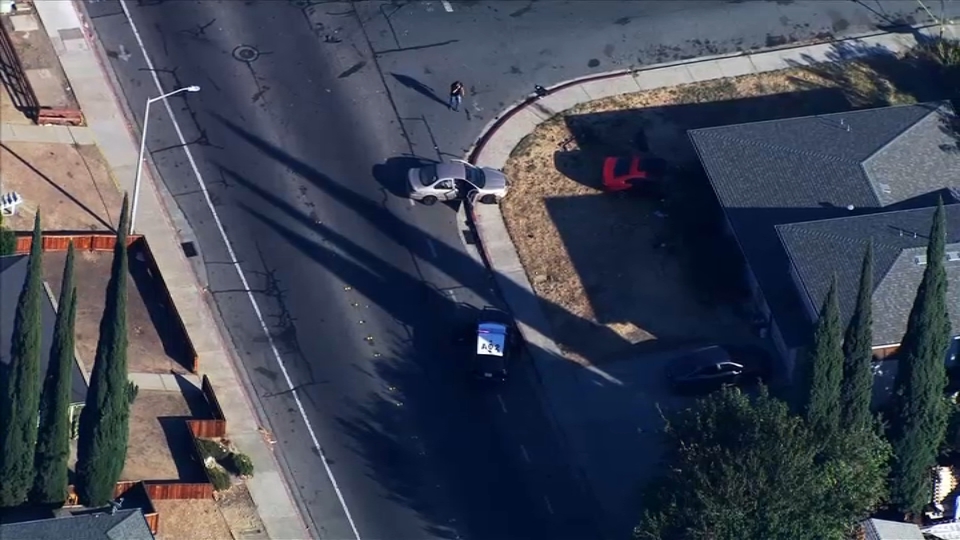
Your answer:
128;372;201;392
4;2;310;538
464;22;959;538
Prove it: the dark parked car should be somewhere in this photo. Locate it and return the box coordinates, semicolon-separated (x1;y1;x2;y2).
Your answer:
665;345;771;395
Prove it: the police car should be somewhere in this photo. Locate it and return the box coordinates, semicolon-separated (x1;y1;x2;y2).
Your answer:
471;308;513;382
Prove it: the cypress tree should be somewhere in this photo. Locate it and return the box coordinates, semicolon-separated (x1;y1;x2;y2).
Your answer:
76;196;138;506
804;277;844;434
32;242;77;506
841;244;876;431
0;212;44;507
889;200;952;515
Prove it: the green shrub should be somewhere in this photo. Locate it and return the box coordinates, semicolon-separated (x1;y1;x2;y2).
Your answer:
930;37;960;68
0;223;16;256
195;438;228;461
206;465;232;491
224;451;255;477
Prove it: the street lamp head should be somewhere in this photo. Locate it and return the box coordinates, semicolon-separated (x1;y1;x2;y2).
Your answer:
186;85;201;92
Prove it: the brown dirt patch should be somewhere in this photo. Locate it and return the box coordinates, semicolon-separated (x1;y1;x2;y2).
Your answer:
122;390;197;481
0;142;122;231
153;499;233;540
42;246;194;374
0;85;34;125
67;390;205;483
216;483;269;539
1;12;78;109
501;50;947;364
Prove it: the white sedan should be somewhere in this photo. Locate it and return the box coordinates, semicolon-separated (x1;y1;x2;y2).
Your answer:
407;159;508;205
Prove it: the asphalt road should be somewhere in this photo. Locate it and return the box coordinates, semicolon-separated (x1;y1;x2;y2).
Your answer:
80;1;960;539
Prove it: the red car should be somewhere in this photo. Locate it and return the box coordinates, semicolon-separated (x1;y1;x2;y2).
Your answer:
602;156;667;194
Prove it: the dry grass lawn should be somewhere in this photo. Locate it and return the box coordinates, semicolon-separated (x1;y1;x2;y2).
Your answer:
153;499;233;540
501;48;944;363
0;142;122;231
153;483;268;540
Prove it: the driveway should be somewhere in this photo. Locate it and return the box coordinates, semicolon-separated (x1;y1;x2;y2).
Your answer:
541;344;712;539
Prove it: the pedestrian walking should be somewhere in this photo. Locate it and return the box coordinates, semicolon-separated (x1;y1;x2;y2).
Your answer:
449;81;465;111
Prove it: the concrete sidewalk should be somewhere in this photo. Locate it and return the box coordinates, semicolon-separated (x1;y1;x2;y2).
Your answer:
464;22;958;539
15;2;309;538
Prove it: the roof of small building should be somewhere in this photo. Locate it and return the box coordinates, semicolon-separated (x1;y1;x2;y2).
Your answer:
863;518;926;540
0;508;153;540
0;255;88;404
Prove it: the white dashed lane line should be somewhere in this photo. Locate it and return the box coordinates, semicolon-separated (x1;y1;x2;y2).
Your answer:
441;1;454;12
520;444;530;463
497;394;508;413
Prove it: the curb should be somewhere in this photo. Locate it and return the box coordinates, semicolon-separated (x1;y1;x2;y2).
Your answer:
463;200;610;539
465;20;951;165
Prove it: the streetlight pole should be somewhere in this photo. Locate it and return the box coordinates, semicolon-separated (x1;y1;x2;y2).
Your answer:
129;85;201;234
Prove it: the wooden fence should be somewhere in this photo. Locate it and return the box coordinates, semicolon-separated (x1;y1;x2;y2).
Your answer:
136;237;200;373
143;481;213;500
0;19;40;122
187;418;227;439
186;375;228;438
12;233;201;373
13;232;141;254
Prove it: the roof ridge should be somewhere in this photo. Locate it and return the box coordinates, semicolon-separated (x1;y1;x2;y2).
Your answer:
862;104;944;168
706;130;862;167
689;101;950;135
779;222;906;253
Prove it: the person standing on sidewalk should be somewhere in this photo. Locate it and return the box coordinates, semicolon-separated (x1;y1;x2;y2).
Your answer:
449;81;465;111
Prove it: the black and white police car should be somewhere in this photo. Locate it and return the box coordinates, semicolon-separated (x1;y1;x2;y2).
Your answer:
470;308;513;382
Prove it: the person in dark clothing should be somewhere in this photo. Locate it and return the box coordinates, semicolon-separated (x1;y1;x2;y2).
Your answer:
449;81;465;111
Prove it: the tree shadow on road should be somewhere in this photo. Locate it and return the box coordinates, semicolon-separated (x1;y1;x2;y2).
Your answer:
211;113;612;539
783;37;958;108
212;112;629;366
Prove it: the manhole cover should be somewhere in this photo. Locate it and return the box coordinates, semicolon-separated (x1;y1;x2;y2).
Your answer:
232;45;260;63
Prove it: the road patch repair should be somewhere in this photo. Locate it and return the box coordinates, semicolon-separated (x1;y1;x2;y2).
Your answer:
469;25;960;539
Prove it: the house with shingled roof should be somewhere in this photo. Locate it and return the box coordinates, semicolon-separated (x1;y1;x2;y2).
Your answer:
689;101;960;385
0;254;88;421
0;508;154;540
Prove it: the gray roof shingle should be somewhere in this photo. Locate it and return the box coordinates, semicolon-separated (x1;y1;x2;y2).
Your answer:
691;102;956;211
689;101;960;349
863;518;926;540
777;205;960;347
1;255;88;404
0;508;154;540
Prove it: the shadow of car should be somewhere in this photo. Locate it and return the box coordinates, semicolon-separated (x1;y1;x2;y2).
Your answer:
372;156;438;198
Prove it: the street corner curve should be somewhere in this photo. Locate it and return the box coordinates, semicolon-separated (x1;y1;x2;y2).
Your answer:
465;67;637;166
